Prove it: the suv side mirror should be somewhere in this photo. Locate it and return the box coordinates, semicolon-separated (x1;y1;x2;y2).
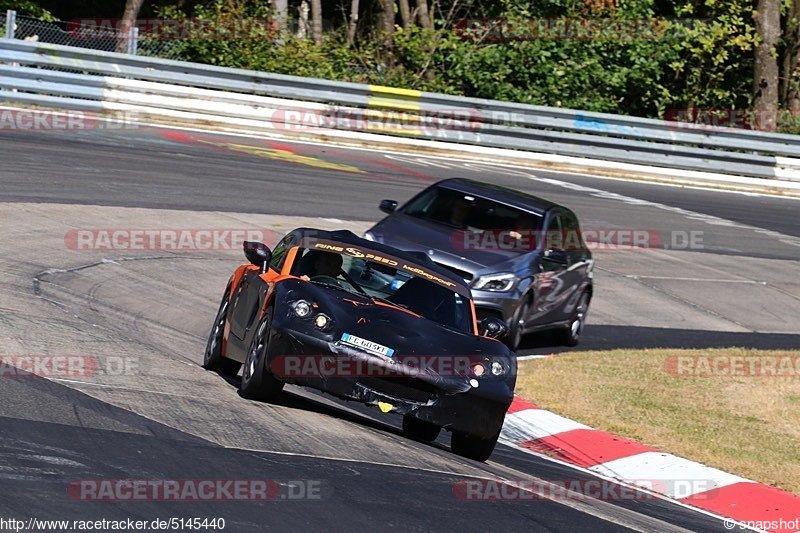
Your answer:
543;248;569;265
243;241;272;272
379;199;398;214
479;316;509;339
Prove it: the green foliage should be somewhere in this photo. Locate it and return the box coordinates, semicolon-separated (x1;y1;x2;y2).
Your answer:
150;0;466;93
665;0;757;111
52;0;782;131
151;0;762;120
0;0;56;21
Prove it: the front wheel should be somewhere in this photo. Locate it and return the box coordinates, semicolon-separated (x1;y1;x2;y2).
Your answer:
556;290;590;347
505;298;531;351
451;429;501;462
240;308;284;402
203;286;242;376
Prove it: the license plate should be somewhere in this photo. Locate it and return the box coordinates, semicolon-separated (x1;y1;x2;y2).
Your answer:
340;333;395;358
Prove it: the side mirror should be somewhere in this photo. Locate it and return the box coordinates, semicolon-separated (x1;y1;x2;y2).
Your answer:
243;241;272;272
543;248;569;265
479;316;509;340
379;199;398;214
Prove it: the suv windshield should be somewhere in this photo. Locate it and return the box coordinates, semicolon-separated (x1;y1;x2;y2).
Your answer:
292;246;473;333
402;186;543;233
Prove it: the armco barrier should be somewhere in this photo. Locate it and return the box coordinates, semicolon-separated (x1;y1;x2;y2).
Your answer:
1;38;799;180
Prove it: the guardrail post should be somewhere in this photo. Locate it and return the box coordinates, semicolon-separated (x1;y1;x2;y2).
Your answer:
5;9;16;39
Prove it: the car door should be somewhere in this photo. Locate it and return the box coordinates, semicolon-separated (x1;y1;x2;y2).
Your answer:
228;235;294;344
228;269;265;344
532;210;571;324
557;208;592;320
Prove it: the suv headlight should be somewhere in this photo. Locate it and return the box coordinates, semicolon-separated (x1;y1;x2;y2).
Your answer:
472;273;517;292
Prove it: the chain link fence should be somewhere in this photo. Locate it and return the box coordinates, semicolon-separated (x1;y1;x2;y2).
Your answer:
2;10;185;58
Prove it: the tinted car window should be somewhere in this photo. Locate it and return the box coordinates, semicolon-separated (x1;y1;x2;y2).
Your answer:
402;186;542;232
543;212;562;249
560;210;587;253
269;235;294;271
291;247;472;333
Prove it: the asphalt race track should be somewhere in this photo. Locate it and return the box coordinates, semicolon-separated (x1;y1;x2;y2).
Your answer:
2;124;799;532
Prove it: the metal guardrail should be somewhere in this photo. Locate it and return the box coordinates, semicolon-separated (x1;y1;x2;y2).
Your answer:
1;38;799;180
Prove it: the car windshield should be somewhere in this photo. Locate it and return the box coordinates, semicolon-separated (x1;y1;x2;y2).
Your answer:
292;246;473;333
402;186;543;234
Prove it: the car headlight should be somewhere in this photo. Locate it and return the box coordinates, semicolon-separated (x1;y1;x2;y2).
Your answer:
470;359;509;379
472;273;518;292
313;313;332;330
290;300;313;318
490;360;507;376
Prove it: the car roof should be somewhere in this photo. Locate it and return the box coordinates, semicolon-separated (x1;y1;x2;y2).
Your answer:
435;178;561;216
287;227;470;293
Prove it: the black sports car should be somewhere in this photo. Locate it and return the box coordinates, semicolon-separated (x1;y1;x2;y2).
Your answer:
203;228;516;461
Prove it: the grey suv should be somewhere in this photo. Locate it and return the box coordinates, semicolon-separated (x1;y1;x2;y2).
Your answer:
364;178;594;351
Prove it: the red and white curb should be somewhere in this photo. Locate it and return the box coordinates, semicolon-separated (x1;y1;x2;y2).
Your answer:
501;396;800;532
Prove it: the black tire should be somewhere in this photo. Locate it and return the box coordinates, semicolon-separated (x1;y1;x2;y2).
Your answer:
240;308;284;402
505;298;531;351
203;286;242;376
556;290;590;347
402;416;441;442
451;428;501;462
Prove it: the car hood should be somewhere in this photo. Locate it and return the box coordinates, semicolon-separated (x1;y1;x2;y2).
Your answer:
276;279;508;359
368;215;528;275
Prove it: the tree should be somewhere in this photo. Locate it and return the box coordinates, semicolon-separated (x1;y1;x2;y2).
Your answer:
297;0;309;39
398;0;412;29
272;0;288;42
115;0;145;53
782;0;800;112
378;0;395;60
346;0;360;46
416;0;432;29
311;0;322;44
752;0;781;127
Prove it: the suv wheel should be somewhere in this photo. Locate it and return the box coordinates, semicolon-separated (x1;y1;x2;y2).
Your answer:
505;299;531;351
557;291;589;347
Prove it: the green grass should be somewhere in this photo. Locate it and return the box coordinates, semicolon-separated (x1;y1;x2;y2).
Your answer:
516;348;800;493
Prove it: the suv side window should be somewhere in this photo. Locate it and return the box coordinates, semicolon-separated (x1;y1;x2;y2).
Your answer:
560;209;585;254
269;235;294;272
543;212;562;250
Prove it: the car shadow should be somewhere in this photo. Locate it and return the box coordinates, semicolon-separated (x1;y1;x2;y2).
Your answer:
516;325;800;355
214;370;454;452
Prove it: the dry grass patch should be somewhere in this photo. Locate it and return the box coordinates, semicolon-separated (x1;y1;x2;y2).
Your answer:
516;348;800;493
